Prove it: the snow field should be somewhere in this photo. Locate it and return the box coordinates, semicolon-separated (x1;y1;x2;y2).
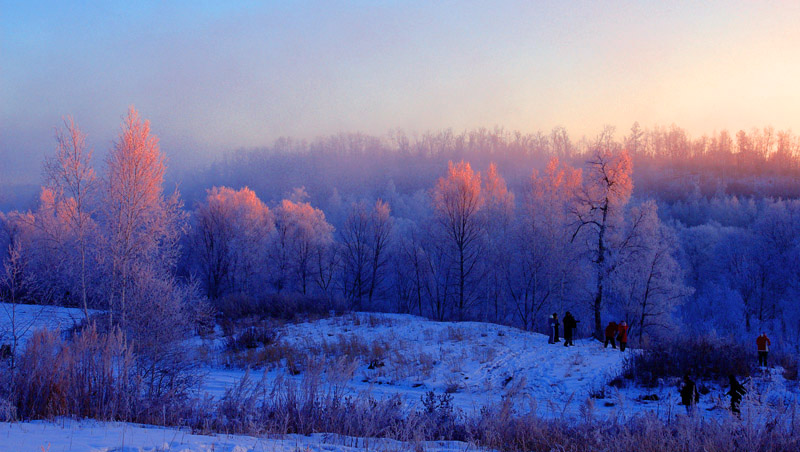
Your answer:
0;419;480;452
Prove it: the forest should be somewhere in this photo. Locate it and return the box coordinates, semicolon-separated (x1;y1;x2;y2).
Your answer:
2;108;800;450
2;111;800;351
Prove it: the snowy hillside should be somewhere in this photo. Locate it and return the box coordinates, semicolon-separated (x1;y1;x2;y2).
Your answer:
201;313;630;416
2;305;798;451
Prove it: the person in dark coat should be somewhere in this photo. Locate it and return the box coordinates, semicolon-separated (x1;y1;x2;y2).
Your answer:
604;321;618;349
756;332;771;367
563;312;578;346
679;373;699;414
726;375;746;416
617;321;629;352
553;313;560;342
548;313;560;344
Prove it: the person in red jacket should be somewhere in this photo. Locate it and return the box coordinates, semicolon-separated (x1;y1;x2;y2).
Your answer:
617;321;629;352
604;321;618;349
757;332;771;367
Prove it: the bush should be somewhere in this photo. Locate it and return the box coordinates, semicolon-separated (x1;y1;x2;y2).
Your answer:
623;334;753;386
11;325;197;424
214;292;341;323
226;325;277;352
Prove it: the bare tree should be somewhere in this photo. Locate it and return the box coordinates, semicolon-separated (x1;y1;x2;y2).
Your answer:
339;199;393;309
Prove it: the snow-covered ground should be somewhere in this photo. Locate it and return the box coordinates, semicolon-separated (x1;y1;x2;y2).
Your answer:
196;312;800;420
0;419;481;452
2;304;799;451
199;313;631;417
0;302;89;347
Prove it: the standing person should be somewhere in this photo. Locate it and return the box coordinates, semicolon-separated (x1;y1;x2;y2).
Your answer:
679;373;699;415
604;321;618;349
757;332;771;367
553;313;560;343
617;321;629;352
548;313;560;344
726;375;747;416
563;312;578;347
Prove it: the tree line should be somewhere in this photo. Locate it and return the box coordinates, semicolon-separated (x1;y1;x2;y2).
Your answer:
2;111;800;349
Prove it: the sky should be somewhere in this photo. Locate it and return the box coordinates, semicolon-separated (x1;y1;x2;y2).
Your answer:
3;0;800;183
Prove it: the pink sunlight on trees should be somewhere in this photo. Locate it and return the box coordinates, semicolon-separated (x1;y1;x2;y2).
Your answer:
102;107;184;330
433;161;485;321
192;186;274;300
4;113;800;360
572;146;634;339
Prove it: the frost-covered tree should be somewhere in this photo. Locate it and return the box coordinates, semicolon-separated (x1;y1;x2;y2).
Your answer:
40;117;97;319
100;107;184;330
613;201;689;342
432;161;484;320
507;158;582;331
0;213;48;368
272;198;334;295
571;142;633;339
482;163;514;322
192;186;274;299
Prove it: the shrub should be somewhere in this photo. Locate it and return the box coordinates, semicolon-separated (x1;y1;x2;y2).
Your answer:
623;334;752;386
11;324;197;424
225;325;277;352
214;293;341;323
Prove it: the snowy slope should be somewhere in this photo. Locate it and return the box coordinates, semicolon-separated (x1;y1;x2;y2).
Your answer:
0;420;482;452
200;312;632;416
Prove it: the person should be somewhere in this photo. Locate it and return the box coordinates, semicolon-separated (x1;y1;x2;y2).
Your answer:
757;332;771;367
553;313;560;342
726;375;747;416
604;321;618;349
617;321;629;352
563;312;578;346
679;373;699;414
548;313;560;344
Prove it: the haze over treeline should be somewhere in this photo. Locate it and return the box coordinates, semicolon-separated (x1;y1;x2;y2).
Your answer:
179;123;800;212
2;113;800;349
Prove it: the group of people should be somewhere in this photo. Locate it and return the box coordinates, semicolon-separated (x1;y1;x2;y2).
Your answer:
678;332;773;417
548;314;628;350
603;321;629;352
679;373;747;416
547;312;579;346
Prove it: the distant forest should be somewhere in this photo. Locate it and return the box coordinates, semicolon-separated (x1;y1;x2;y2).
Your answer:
179;123;800;213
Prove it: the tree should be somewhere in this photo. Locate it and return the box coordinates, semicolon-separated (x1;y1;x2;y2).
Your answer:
625;122;644;155
100;107;184;330
41;117;97;319
507;158;582;331
192;186;274;299
571;143;633;340
340;199;394;309
432;161;485;320
482;163;514;322
272;198;334;295
613;201;688;342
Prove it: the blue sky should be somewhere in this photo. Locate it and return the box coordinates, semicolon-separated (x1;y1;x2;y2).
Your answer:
3;1;800;181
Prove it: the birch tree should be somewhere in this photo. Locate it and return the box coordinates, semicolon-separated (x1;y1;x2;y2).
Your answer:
571;139;633;339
